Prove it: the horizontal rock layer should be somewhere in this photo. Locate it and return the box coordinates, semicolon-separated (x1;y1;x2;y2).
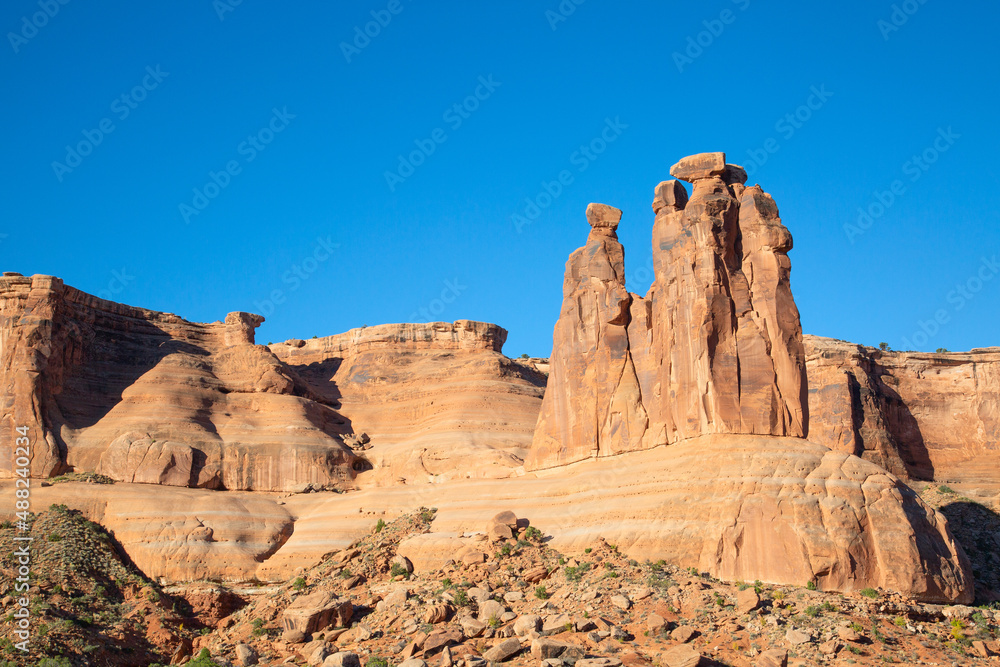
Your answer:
12;435;973;602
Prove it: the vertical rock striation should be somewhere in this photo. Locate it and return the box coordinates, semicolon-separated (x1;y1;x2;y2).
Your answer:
527;152;807;470
527;205;648;470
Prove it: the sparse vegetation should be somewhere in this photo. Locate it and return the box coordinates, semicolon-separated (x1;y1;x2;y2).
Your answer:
374;518;386;533
535;585;549;599
292;576;306;591
860;587;880;599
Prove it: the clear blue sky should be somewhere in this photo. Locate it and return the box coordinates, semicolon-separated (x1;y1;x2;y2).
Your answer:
2;1;997;355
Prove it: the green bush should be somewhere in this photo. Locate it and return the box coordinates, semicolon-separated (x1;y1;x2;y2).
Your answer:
374;518;386;533
38;659;74;667
292;576;306;591
188;649;225;667
366;657;390;667
535;585;549;600
806;581;817;590
525;526;543;542
860;588;879;599
389;563;410;579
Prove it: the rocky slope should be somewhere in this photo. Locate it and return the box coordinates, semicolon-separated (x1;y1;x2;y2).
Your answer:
14;508;995;667
805;335;1000;484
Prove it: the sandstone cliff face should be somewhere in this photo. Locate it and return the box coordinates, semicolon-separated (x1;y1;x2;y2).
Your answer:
528;205;648;469
528;152;807;470
806;335;1000;484
269;321;546;486
0;273;360;491
522;153;974;602
1;274;545;491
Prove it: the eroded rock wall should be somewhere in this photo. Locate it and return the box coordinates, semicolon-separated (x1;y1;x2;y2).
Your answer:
806;335;1000;484
0;273;359;491
269;321;546;486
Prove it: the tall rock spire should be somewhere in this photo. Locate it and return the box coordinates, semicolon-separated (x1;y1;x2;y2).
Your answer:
527;152;808;470
526;204;648;470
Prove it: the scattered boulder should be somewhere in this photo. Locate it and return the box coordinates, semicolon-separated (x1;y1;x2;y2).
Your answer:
483;637;522;663
785;628;812;645
514;614;542;636
661;644;703;667
234;643;258;666
736;588;760;615
323;653;361;667
282;591;353;635
754;649;788;667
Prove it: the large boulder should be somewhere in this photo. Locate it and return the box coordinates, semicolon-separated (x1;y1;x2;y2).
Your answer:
282;591;353;634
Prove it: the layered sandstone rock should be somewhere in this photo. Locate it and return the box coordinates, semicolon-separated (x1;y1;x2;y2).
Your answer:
0;273;360;491
527;204;648;469
806;335;1000;484
13;434;972;601
520;153;973;602
1;274;544;491
528;152;807;470
269;321;546;486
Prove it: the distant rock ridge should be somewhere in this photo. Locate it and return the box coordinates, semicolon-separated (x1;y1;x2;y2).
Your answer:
270;320;545;487
528;151;807;471
0;273;542;490
0;273;354;490
805;335;1000;483
270;320;508;357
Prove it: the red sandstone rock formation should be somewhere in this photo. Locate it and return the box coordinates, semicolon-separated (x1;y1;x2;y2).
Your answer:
0;273;357;491
522;153;974;602
269;321;546;485
806;335;1000;484
528;152;807;470
528;204;648;469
